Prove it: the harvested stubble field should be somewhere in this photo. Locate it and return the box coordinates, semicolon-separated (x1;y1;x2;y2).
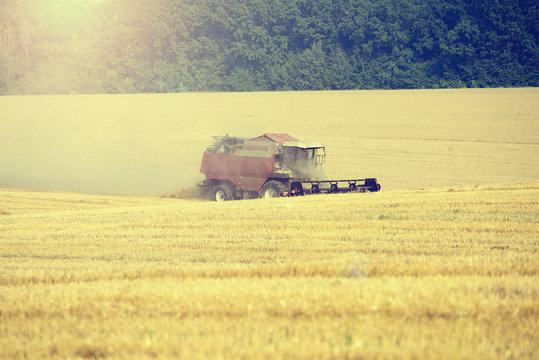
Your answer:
0;182;538;359
0;88;538;359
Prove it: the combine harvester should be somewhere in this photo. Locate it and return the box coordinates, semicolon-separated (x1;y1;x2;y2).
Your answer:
198;133;380;201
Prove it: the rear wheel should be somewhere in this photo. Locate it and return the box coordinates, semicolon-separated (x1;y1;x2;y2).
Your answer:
211;183;233;201
260;180;287;198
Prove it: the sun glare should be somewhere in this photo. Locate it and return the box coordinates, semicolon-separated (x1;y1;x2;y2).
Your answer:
43;0;100;26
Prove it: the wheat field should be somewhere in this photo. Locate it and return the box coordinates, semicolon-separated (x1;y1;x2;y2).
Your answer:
0;88;538;359
1;182;538;359
0;88;538;194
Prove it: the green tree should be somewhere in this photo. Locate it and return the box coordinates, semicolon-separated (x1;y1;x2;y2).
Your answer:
0;0;537;94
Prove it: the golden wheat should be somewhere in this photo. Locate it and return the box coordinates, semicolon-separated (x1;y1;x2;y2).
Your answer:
1;88;537;358
1;182;537;359
0;88;538;194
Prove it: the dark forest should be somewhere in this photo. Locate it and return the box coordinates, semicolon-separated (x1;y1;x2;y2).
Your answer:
1;0;537;94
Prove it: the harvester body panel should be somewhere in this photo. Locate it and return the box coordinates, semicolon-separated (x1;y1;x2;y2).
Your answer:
200;151;274;192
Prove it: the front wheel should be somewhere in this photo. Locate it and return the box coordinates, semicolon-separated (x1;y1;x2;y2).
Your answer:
259;180;287;199
211;183;233;201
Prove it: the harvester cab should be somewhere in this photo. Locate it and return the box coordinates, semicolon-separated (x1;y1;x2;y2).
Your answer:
275;141;326;181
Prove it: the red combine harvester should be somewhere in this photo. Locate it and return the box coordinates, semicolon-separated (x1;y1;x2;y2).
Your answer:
198;133;380;201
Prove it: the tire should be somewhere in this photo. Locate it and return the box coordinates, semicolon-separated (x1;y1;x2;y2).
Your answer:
211;183;233;202
259;180;287;199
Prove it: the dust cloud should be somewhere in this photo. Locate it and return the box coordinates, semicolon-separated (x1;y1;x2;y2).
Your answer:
290;153;327;181
298;163;327;181
0;162;203;196
0;152;204;196
0;118;205;196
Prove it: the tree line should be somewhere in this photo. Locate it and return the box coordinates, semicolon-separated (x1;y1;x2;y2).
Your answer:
0;0;537;94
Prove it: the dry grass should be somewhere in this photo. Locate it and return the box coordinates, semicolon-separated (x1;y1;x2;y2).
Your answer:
1;182;538;359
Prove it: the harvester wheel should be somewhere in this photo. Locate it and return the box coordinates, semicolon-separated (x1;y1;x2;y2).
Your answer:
212;183;233;202
260;180;287;198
